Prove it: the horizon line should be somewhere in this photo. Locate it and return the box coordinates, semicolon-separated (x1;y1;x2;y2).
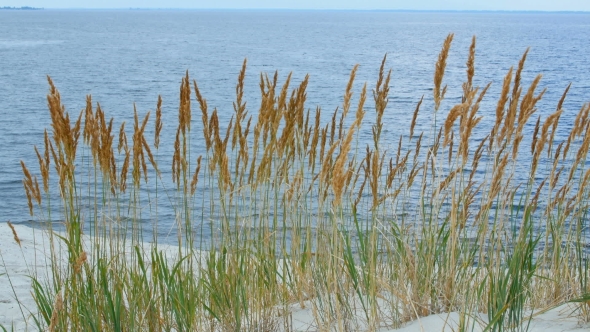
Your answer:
2;7;590;13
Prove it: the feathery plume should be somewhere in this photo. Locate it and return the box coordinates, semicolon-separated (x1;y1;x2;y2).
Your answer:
410;96;423;141
7;221;21;246
154;95;163;149
434;34;454;111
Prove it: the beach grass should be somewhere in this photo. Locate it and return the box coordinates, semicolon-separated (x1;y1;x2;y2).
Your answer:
5;34;590;331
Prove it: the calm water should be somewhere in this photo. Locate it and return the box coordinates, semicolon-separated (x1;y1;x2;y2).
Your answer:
1;10;590;238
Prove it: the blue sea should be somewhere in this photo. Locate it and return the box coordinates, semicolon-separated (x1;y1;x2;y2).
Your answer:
1;9;589;241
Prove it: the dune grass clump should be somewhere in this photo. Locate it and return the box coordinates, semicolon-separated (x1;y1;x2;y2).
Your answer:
7;34;590;331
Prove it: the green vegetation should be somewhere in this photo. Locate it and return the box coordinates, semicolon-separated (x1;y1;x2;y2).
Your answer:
7;34;590;331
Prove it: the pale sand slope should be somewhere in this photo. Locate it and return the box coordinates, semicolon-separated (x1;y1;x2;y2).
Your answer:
1;223;589;331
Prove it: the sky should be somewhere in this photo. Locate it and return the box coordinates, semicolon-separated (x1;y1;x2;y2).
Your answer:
3;0;590;11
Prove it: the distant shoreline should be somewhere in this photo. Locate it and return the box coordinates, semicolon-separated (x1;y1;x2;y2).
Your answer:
0;6;43;10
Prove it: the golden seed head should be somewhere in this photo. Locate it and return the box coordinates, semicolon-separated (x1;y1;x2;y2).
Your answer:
465;35;476;92
155;95;163;149
434;33;454;111
410;96;424;141
7;221;21;246
190;156;203;196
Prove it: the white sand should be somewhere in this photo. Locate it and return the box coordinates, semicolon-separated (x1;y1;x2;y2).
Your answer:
1;223;589;331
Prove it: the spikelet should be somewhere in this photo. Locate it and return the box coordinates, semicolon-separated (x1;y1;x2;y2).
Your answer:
464;36;476;94
34;145;49;193
32;177;41;205
395;135;403;166
7;221;21;246
43;130;50;168
369;151;385;209
460;84;488;164
444;103;466;147
432;127;443;159
132;106;142;185
470;135;488;183
132;106;151;186
20;161;38;215
302;108;312;151
363;147;373;197
319;126;328;163
46;76;64;144
140;146;148;184
118;122;127;153
460;182;478;229
85;103;98;166
414;132;423;163
550;166;564;189
343;64;359;119
71;112;83;165
120;146;130;193
178;71;192;135
46;77;83;186
517;74;545;134
531;116;541;155
172;127;181;185
97;115;116;186
278;72;292;112
332;86;366;206
407;164;423;189
194;79;211;151
434;34;454;111
343;159;356;193
208;109;219;170
154;95;163;149
232;59;248;150
388;151;409;190
501;87;521;147
547;84;570;157
563;103;589;160
354;172;367;208
222;116;233;154
48;139;60;181
355;83;367;126
530;177;547;208
82;95;94;144
220;154;232;193
74;251;87;274
488;154;509;201
448;131;454;165
535;110;563;161
47;292;63;332
575;121;590;165
373;55;391;146
308;107;321;170
502;49;529;144
410;96;423;141
320;139;340;188
490;67;513;151
555;83;571;115
582;168;590;189
329;109;337;146
437;168;459;196
513;48;529;98
190;156;202;196
142;135;158;174
499;51;528;147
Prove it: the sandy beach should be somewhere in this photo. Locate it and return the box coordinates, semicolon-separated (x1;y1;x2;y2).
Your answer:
1;222;589;331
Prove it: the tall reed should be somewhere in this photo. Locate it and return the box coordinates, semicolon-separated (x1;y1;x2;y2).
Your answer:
8;34;590;331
